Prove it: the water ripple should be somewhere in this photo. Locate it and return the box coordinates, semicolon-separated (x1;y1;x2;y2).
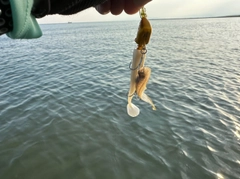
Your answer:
0;19;240;179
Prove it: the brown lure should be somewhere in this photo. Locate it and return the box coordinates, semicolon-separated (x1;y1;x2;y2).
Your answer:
135;17;152;49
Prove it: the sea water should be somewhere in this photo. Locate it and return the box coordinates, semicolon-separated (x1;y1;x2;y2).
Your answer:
0;18;240;179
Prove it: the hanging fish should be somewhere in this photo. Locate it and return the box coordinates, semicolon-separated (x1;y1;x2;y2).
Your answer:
127;7;156;117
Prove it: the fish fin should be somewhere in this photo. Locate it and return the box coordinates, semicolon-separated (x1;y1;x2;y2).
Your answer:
127;103;140;117
141;93;156;110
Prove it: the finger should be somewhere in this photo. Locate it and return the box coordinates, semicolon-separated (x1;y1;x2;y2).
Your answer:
124;0;152;14
110;0;124;15
95;0;111;15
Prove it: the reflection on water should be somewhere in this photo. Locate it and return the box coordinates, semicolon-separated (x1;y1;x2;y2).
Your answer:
0;18;240;179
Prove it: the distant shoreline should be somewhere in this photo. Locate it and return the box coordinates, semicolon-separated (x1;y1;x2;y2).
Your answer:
39;15;240;25
150;15;240;21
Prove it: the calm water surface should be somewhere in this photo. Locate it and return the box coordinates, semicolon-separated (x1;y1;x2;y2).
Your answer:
0;18;240;179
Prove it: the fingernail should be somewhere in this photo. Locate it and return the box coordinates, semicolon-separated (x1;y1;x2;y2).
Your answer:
102;11;110;15
134;0;152;7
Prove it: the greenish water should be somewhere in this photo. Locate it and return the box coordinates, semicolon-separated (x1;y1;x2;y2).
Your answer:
0;18;240;179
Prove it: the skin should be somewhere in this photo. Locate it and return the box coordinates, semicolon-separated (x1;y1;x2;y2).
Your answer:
95;0;152;15
136;67;156;111
136;67;150;98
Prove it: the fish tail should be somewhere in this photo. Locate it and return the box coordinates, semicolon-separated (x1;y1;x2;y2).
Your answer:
141;93;156;110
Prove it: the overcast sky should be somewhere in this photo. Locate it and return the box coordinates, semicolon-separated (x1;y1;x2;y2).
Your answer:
37;0;240;24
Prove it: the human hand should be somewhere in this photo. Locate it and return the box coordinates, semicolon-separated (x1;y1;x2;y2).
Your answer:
95;0;152;15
